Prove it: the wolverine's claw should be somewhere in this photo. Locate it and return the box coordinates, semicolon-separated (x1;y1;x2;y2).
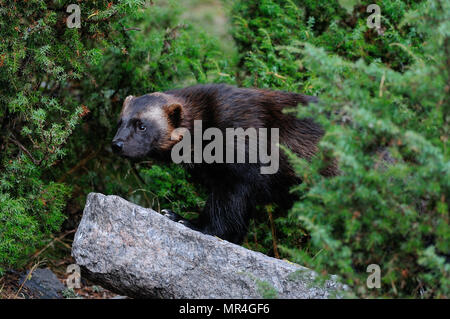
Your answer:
161;209;182;222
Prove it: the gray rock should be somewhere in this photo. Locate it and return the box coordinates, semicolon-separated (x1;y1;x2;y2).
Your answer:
19;268;65;299
72;193;343;299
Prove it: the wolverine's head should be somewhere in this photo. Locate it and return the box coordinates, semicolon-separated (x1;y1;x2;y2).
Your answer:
112;93;183;159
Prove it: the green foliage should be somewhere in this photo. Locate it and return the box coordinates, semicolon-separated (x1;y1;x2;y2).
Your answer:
231;0;449;297
1;0;448;300
0;0;231;273
255;278;279;299
0;0;138;274
139;164;206;215
61;287;81;299
230;0;425;90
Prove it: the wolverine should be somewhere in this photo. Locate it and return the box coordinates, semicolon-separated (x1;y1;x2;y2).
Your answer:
112;84;337;244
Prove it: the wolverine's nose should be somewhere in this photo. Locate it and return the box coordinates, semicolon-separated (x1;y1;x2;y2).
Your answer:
111;140;123;154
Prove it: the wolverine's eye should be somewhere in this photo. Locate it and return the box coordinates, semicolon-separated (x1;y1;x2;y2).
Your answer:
136;120;146;131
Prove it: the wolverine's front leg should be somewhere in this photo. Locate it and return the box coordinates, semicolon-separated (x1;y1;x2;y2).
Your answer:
161;209;200;230
161;183;252;244
198;183;253;244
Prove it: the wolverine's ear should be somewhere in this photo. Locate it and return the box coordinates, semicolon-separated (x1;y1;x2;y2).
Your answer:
164;103;183;128
124;95;134;105
120;95;134;117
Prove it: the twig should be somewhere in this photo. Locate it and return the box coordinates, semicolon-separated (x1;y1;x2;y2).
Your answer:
28;230;76;263
14;262;40;299
267;208;280;259
8;135;40;165
123;27;141;32
51;235;72;250
57;150;98;183
267;71;287;80
132;163;146;185
253;222;259;249
118;21;141;32
131;163;154;208
379;71;386;97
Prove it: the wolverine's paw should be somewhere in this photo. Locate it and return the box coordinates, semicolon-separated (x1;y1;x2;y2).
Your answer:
161;209;199;231
161;209;183;222
178;219;191;226
177;219;200;231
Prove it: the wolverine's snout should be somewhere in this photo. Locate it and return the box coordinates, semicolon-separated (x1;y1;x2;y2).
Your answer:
111;140;124;154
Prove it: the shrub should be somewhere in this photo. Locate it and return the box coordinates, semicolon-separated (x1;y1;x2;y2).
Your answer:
230;0;425;90
231;0;449;297
0;0;142;274
0;0;231;273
